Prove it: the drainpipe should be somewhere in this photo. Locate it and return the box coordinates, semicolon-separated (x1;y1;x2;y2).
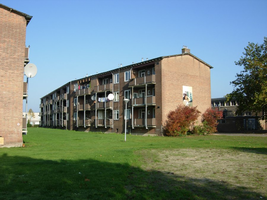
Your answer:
84;95;86;128
145;83;148;129
95;93;97;128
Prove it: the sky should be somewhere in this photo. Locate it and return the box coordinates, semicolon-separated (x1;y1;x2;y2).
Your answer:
1;0;267;112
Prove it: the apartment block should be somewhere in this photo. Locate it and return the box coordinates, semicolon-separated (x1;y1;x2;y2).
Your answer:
0;4;32;147
40;47;212;135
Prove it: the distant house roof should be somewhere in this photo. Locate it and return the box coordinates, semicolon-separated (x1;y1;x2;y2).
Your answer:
0;4;32;25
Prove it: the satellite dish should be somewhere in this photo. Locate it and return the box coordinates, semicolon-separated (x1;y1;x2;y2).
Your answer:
24;63;37;78
108;93;114;101
91;95;95;101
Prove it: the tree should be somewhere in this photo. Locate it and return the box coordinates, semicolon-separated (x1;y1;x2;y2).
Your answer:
201;108;223;134
164;105;200;136
28;109;35;119
227;37;267;118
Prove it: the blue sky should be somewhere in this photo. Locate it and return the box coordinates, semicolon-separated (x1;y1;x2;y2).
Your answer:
1;0;267;112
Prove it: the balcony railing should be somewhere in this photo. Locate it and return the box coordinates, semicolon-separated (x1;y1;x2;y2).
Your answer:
133;118;156;127
77;88;91;96
94;83;113;92
96;119;113;127
85;104;91;110
77;119;91;127
23;82;27;98
97;101;112;109
129;75;155;87
132;96;155;106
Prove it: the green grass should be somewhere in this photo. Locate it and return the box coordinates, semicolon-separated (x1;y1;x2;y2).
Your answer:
0;128;266;199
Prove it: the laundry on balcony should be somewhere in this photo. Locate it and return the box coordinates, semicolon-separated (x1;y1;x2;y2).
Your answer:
98;97;109;102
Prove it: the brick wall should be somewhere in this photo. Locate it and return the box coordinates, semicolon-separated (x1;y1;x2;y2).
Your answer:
0;8;27;147
161;55;211;125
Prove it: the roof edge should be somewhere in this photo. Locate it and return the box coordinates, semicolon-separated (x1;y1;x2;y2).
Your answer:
0;4;32;25
163;53;213;69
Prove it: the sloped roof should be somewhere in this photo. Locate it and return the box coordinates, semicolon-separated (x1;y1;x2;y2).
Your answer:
0;4;32;25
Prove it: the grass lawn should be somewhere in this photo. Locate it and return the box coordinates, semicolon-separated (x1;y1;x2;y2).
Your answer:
0;128;267;200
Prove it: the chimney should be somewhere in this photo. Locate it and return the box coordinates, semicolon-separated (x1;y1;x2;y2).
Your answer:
182;46;190;54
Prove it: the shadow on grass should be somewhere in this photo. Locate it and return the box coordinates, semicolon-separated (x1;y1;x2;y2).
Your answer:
0;153;265;200
231;147;267;155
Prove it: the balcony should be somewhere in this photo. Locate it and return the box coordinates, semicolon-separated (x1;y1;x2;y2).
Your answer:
133;118;156;127
94;83;113;92
129;75;155;87
23;82;27;99
85;104;91;110
77;88;91;96
96;119;113;127
61;93;68;100
97;101;112;109
132;96;155;106
78;104;84;111
78;119;91;127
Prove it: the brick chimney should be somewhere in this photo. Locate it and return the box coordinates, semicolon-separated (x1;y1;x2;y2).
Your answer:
182;46;190;54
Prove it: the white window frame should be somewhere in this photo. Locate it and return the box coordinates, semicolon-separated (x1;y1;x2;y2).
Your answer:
124;70;131;82
124;90;131;100
114;91;119;102
114;73;119;84
98;110;104;119
114;110;119;120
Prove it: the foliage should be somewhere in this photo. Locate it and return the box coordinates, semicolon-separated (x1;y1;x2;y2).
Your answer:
28;108;35;119
227;37;267;117
192;121;209;135
164;105;200;136
201;108;223;134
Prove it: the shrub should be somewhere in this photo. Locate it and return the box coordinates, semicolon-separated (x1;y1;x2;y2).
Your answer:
164;105;200;136
201;108;223;134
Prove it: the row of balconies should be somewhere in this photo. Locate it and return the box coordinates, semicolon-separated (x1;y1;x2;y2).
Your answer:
41;106;67;115
74;97;156;112
74;118;156;128
41;120;67;127
40;94;68;107
75;75;156;96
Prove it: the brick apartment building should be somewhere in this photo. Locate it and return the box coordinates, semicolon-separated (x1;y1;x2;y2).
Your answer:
40;47;212;135
0;4;32;147
212;97;267;132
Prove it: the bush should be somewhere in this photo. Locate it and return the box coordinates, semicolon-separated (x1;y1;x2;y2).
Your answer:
164;105;200;136
201;108;223;134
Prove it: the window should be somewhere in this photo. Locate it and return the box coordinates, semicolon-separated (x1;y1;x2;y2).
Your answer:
67;100;69;107
124;70;131;82
147;70;150;75
102;78;109;85
138;70;145;77
152;108;155;118
74;98;77;106
133;93;138;98
66;86;69;94
152;67;155;75
114;91;119;102
98;111;104;119
114;110;119;120
114;73;119;84
124;90;131;100
125;109;131;120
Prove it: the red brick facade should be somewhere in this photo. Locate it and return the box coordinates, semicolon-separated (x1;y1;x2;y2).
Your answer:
0;4;32;147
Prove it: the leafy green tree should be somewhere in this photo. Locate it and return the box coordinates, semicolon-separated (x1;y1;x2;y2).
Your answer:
227;37;267;118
